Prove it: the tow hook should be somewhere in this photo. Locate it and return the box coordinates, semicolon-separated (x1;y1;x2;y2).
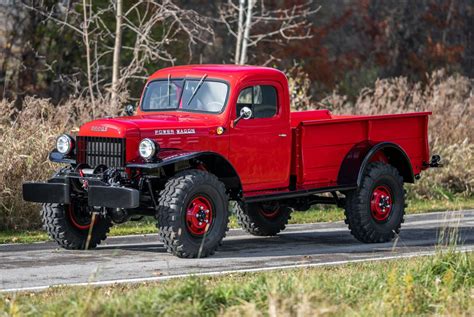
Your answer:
79;169;89;190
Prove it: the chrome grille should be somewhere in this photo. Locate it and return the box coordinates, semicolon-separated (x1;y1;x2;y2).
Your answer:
76;137;126;167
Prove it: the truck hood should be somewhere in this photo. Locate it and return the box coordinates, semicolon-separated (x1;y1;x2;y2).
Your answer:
78;113;225;138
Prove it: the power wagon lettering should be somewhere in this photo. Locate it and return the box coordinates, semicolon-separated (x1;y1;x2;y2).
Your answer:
155;128;196;135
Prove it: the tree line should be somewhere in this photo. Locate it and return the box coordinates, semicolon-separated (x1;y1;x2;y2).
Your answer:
0;0;472;106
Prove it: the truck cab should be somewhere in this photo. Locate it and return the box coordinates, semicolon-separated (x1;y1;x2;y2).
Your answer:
23;65;439;258
77;65;292;193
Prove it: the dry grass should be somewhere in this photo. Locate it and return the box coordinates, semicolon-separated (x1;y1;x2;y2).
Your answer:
0;70;472;230
0;97;121;230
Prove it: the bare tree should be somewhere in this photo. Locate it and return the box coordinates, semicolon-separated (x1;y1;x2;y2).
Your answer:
234;0;245;64
104;0;214;102
220;0;320;65
82;0;95;109
0;3;24;99
111;0;123;105
22;0;214;102
240;0;253;65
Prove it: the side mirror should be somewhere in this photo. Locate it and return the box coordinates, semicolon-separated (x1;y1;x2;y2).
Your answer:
125;104;135;116
233;106;252;126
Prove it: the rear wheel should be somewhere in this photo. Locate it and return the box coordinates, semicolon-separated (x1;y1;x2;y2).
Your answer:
156;170;229;258
41;202;112;249
344;162;405;243
235;202;292;236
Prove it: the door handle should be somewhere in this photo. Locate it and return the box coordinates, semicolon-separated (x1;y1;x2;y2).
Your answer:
278;134;287;137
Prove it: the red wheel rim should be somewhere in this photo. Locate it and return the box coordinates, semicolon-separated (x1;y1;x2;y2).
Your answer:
258;204;280;219
370;185;393;222
186;196;213;236
67;204;93;230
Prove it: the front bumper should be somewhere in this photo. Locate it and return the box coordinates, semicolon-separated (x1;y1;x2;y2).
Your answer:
23;180;139;209
87;185;139;209
23;182;71;204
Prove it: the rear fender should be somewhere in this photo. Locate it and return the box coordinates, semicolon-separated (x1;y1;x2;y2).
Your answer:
337;142;414;187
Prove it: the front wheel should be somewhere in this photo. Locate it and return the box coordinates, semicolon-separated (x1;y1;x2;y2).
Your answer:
344;162;405;243
41;202;112;249
156;170;229;258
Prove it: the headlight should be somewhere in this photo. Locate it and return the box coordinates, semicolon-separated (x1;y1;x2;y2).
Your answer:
56;134;74;155
139;138;158;160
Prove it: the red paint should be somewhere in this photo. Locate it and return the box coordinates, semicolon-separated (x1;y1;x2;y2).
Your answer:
229;79;291;190
77;65;432;197
292;112;430;189
370;185;392;222
370;151;389;163
186;196;213;236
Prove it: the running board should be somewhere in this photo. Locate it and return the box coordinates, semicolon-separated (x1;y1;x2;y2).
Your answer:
243;185;357;203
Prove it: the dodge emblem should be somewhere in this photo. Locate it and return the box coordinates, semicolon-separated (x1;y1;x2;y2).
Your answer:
91;126;108;132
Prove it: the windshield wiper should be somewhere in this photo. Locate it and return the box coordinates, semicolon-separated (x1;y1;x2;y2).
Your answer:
185;74;207;107
167;74;171;108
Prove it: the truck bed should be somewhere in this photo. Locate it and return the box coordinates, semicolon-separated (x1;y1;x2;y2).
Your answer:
290;111;431;189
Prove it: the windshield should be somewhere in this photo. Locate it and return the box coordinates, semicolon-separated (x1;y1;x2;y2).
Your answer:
141;79;228;113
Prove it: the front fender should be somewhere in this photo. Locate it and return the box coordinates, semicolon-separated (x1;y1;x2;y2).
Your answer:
127;149;243;196
49;150;76;164
126;149;209;169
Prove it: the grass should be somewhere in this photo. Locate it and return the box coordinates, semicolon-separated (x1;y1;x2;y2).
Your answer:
1;250;472;316
1;197;473;245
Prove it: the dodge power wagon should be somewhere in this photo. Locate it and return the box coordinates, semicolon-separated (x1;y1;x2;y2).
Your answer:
23;65;440;258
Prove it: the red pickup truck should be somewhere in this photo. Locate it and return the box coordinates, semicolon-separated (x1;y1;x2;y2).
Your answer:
23;65;440;258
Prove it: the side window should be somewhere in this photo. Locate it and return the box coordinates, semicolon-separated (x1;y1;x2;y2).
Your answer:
236;85;277;119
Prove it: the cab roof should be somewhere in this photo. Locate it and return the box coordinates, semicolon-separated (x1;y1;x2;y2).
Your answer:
148;64;287;83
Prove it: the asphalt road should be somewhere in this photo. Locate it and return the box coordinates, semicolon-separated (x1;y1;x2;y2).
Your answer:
1;210;473;292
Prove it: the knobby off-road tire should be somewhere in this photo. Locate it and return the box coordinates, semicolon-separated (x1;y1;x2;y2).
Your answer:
344;162;405;243
156;170;229;258
41;203;112;249
234;202;292;236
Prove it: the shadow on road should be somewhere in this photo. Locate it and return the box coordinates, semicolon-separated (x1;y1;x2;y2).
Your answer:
95;225;473;259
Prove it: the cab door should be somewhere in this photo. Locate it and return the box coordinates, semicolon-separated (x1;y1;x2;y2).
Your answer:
229;81;291;192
